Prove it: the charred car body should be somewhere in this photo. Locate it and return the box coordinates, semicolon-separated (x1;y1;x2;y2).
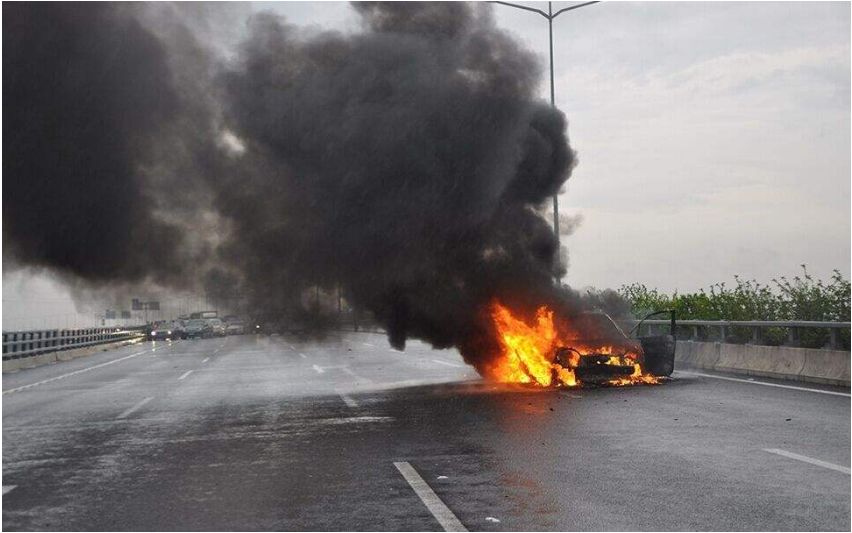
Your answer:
552;310;676;383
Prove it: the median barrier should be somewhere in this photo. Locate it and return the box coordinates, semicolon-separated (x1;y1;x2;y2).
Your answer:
716;343;801;378
714;343;750;374
764;345;808;378
676;341;721;369
799;349;851;386
675;340;849;386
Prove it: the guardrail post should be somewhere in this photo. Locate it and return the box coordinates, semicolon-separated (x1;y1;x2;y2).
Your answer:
829;328;838;350
787;327;800;347
692;325;699;340
719;325;726;343
751;326;761;345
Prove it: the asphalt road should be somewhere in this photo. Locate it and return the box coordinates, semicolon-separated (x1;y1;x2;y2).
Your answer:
3;333;849;531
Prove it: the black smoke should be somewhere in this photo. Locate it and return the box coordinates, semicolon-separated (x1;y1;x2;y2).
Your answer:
3;3;185;283
3;2;604;371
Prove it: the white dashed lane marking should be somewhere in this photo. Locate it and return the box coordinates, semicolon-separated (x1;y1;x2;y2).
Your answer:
116;396;154;419
3;486;17;495
339;394;359;408
312;364;325;374
178;370;194;381
394;461;467;532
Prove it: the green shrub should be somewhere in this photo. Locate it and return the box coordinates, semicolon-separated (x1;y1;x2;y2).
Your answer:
618;266;850;349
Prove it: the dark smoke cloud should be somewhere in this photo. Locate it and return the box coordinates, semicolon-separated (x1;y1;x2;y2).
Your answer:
3;3;186;283
3;2;606;371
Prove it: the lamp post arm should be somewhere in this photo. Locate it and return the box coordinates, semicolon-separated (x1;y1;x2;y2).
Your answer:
552;1;600;18
491;1;550;18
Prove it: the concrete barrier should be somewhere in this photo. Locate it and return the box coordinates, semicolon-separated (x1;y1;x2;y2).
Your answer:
714;343;750;374
2;339;144;373
800;349;851;386
675;341;721;369
675;340;849;386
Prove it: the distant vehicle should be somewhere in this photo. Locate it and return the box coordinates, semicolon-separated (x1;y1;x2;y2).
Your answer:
552;310;676;382
184;318;212;339
207;318;227;337
172;319;187;339
225;321;246;335
148;320;181;341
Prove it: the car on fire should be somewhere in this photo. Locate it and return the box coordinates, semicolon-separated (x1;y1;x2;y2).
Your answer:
552;310;676;383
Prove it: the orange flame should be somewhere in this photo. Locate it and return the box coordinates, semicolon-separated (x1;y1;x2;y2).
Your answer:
484;300;659;388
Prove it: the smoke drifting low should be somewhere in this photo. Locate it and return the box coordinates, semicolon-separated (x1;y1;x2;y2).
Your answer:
3;2;607;370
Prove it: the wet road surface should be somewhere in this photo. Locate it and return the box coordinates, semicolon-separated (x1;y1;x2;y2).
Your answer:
3;333;849;531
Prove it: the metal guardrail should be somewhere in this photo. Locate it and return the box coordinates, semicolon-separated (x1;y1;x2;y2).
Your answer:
2;327;146;361
632;319;851;350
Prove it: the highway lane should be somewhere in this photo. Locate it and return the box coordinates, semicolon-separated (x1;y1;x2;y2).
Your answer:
2;333;849;531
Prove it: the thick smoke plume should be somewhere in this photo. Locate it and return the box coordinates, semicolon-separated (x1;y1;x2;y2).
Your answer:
3;2;613;371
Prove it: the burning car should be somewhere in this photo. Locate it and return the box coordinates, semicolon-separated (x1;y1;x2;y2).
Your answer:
553;311;676;385
487;302;675;388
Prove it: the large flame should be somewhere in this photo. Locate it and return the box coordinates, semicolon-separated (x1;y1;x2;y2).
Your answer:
484;300;659;388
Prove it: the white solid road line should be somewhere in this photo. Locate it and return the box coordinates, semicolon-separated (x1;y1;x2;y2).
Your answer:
394;462;467;532
3;485;17;495
116;396;154;419
2;350;148;395
339;394;359;408
763;449;851;474
431;359;463;368
178;370;194;381
675;371;851;397
312;364;325;374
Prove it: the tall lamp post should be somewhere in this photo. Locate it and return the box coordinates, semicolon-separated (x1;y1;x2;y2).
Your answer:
492;1;598;282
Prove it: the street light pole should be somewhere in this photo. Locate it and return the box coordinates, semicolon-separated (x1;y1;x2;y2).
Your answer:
548;2;558;252
492;1;598;282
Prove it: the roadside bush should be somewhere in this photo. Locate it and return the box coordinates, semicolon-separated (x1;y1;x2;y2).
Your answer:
618;266;850;349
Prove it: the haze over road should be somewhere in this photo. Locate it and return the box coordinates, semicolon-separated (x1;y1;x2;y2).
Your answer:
3;334;849;531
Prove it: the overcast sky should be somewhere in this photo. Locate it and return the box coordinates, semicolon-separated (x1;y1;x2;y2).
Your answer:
4;1;850;326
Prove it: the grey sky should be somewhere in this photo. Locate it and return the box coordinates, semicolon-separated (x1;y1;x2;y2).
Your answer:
4;1;850;327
